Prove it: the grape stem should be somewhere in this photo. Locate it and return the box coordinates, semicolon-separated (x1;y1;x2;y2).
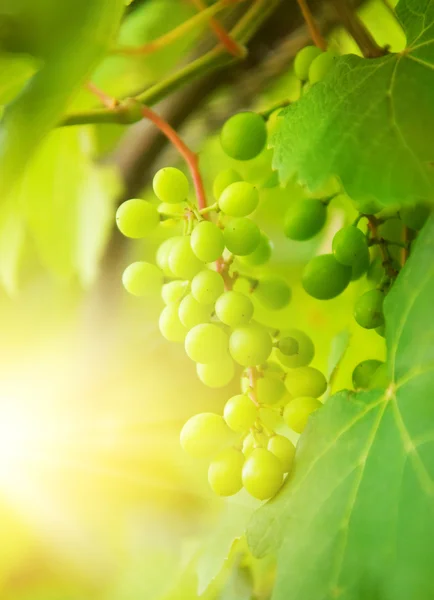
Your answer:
296;0;327;51
366;216;398;278
247;367;260;407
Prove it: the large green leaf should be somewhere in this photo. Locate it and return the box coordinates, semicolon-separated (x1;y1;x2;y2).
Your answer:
272;0;434;205
247;214;434;599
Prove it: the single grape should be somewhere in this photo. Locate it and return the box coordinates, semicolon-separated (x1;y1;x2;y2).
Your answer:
242;431;268;456
116;199;159;238
275;328;314;368
278;337;299;356
369;363;389;389
284;199;327;241
376;324;386;338
253;276;291;310
213;168;243;200
153;167;189;204
242;448;284;500
218;181;259;217
284;397;322;433
356;199;383;215
268;435;296;473
208;448;244;496
122;262;163;296
224;217;260;256
180;412;231;458
400;203;430;230
220;112;267;161
224;394;257;432
162;280;189;305
285;366;327;398
178;293;213;329
302;254;352;300
159;305;188;342
256;374;286;405
185;323;229;363
239;233;272;266
367;256;384;284
351;246;370;281
196;355;235;388
352;359;384;389
156;236;182;276
354;289;385;329
229;324;272;366
190;220;225;263
308;51;337;84
169;236;204;279
215;291;254;327
294;45;322;80
258;406;283;430
332;225;368;266
191;269;225;304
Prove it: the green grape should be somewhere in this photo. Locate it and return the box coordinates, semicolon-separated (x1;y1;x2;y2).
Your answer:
196;355;235;388
284;199;327;241
257;374;286;405
213;168;243;200
253;276;291;310
283;397;322;433
116;199;159;238
294;45;322;80
242;431;268;456
153;167;189;204
302;254;352;300
178;293;213;329
229;324;272;366
354;289;385;329
332;225;368;266
351;246;370;281
376;324;386;338
185;323;229;363
258;406;283;430
218;181;259;217
191;269;225;304
208;448;244;496
220;112;267;161
180;412;231;458
352;359;384;389
278;337;299;356
156;236;182;276
275;328;314;368
169;236;204;279
356;199;383;215
215;291;254;327
367;256;384;284
242;448;284;500
400;202;430;230
268;435;296;473
162;280;188;305
224;218;260;256
190;220;225;263
285;366;327;398
239;233;272;266
122;262;163;296
159;305;188;342
224;394;257;432
369;363;389;389
308;51;337;84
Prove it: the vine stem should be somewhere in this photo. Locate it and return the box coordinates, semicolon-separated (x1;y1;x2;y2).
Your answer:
367;216;398;278
296;0;327;50
190;0;247;58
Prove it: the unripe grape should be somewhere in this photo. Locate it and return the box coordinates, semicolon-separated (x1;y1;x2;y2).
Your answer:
220;112;267;161
352;359;384;389
256;374;286;405
354;289;385;329
268;435;296;472
196;355;235;388
278;337;299;356
213;168;242;200
258;406;283;430
229;324;272;366
122;262;163;296
116;199;159;238
218;181;259;217
275;328;314;368
332;225;368;266
242;448;284;500
224;394;257;432
208;448;244;496
284;198;327;241
239;233;272;266
162;280;188;305
224;218;260;256
302;254;352;300
191;269;225;304
367;257;384;284
294;45;322;80
376;324;386;338
215;291;254;327
351;246;370;281
153;167;189;204
285;366;327;398
308;51;338;84
242;431;268;456
185;323;229;363
159;305;188;342
253;276;291;310
190;221;225;263
284;397;322;433
169;236;204;279
156;236;182;276
178;294;213;329
180;412;231;458
400;203;430;230
369;363;389;389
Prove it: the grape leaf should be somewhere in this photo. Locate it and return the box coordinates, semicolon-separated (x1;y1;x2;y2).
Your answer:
272;0;434;205
247;214;434;599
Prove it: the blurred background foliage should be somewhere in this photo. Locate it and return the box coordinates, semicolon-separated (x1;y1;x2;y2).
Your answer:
0;0;401;598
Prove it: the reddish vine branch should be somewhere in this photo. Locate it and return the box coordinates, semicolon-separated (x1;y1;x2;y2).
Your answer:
296;0;327;50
